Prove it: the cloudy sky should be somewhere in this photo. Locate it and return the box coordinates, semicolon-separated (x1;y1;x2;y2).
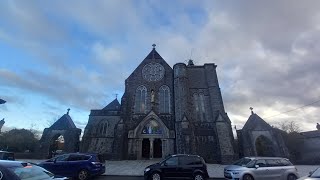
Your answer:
0;0;319;134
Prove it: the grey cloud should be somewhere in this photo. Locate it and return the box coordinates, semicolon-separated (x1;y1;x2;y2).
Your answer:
0;0;319;132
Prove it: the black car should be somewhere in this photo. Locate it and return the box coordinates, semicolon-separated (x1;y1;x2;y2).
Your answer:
144;154;209;180
0;151;14;160
0;160;68;180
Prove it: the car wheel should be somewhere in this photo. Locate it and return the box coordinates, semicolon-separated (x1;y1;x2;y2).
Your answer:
194;173;204;180
287;174;297;180
151;172;161;180
78;169;89;180
243;174;254;180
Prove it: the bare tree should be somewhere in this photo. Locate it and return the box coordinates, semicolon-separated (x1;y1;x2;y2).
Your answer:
277;121;301;133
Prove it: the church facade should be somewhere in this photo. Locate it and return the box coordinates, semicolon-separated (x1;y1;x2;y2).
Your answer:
81;45;236;163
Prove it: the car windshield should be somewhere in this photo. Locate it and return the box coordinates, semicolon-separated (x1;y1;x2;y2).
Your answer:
232;158;252;166
310;168;320;178
9;165;54;180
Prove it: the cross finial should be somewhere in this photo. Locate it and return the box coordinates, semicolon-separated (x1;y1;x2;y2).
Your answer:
67;108;70;115
250;107;254;114
152;44;156;49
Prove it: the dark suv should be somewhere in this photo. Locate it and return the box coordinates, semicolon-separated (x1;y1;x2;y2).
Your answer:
144;154;209;180
38;153;105;180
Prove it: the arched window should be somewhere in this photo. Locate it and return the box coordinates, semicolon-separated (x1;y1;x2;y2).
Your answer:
97;121;108;136
159;85;170;113
135;85;147;113
193;93;206;121
103;123;108;135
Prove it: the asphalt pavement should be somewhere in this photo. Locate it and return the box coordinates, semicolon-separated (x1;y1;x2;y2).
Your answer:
94;175;225;180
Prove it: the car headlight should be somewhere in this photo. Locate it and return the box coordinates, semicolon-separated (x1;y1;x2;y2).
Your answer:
232;171;240;175
145;168;150;172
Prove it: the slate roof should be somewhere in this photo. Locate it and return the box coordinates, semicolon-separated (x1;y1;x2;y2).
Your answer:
50;113;77;130
242;113;272;131
102;98;120;111
300;130;320;138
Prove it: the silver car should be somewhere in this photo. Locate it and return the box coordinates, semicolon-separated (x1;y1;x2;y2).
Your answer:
224;157;299;180
298;167;320;180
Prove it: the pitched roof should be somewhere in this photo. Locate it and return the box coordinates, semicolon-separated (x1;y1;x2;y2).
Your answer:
242;113;272;131
50;113;77;130
102;98;120;111
144;48;164;60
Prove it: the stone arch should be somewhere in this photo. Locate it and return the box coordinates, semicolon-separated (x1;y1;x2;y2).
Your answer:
133;112;170;139
39;128;81;158
49;133;64;156
255;135;275;156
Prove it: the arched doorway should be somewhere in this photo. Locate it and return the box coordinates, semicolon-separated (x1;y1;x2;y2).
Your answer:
153;139;162;158
49;134;64;158
142;139;150;158
255;135;274;156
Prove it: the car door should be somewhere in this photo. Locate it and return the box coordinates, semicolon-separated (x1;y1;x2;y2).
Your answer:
265;159;283;179
178;156;194;179
161;156;180;178
52;154;69;176
252;159;269;180
66;154;88;177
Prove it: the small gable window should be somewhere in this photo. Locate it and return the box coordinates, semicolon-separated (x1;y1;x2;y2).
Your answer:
159;85;170;113
135;85;147;113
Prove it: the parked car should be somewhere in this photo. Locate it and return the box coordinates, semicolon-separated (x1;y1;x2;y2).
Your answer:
224;157;299;180
144;154;209;180
38;153;105;180
0;151;14;161
0;160;68;180
298;167;320;180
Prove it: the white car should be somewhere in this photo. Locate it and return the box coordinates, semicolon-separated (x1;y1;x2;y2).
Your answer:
224;157;299;180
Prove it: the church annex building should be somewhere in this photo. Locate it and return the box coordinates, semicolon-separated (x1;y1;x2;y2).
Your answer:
81;45;236;163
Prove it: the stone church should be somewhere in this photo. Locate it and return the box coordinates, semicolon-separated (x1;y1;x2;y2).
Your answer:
81;45;236;163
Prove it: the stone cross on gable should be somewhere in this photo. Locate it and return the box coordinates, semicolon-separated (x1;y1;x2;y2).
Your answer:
250;107;254;114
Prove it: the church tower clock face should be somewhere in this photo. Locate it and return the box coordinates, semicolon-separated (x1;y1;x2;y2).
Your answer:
142;63;165;81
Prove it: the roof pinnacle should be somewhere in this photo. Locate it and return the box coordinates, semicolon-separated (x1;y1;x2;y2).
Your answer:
250;107;254;115
67;108;70;115
152;44;156;49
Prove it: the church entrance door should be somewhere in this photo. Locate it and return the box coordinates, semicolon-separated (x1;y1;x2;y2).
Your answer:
142;139;150;158
153;139;162;158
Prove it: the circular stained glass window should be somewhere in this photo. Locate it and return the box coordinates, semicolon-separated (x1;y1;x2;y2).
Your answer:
142;63;165;82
